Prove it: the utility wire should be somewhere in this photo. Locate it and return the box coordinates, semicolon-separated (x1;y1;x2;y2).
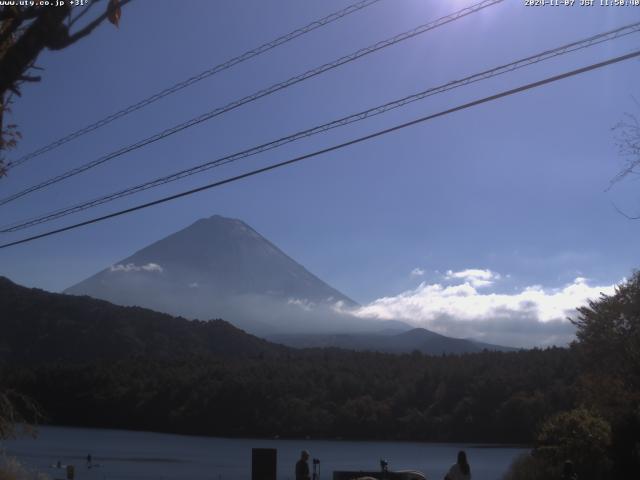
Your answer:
0;0;504;207
1;48;638;250
2;21;639;233
4;0;384;171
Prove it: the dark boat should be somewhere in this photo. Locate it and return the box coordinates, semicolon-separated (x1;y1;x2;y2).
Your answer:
332;470;426;480
332;460;427;480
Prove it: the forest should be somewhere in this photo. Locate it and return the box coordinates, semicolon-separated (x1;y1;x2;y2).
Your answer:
1;348;576;443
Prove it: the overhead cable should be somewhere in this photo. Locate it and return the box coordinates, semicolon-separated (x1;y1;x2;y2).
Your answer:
0;0;504;206
3;21;639;233
5;0;384;170
1;48;638;250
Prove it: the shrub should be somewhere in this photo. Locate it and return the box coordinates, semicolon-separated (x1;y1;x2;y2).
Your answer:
502;453;557;480
535;408;612;479
0;456;47;480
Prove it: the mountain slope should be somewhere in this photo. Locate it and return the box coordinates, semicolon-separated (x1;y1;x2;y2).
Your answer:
0;276;285;364
64;215;357;334
268;328;517;354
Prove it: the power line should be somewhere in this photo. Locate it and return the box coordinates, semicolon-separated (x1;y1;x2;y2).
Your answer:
0;0;504;207
4;0;384;171
1;48;638;250
3;21;639;233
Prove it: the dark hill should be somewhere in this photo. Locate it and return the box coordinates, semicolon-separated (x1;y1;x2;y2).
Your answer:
0;276;285;364
268;328;516;354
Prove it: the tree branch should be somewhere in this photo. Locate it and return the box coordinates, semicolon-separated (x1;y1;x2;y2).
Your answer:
0;1;132;97
0;12;23;46
19;74;41;82
0;5;70;96
50;0;133;50
0;6;43;22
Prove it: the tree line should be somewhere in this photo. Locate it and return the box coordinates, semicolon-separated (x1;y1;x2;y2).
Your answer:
1;347;577;444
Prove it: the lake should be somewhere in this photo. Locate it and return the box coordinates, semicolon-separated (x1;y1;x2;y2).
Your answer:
1;425;528;480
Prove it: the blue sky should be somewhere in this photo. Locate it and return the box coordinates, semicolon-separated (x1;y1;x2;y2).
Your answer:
1;0;639;344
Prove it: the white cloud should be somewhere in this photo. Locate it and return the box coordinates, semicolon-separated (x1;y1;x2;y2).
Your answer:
345;272;616;347
109;262;163;273
188;282;199;288
445;268;500;288
411;268;425;277
287;298;316;312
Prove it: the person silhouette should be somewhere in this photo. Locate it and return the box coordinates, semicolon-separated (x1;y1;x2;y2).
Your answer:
444;450;471;480
296;450;311;480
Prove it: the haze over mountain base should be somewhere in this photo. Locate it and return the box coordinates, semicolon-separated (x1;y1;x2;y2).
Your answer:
64;214;514;352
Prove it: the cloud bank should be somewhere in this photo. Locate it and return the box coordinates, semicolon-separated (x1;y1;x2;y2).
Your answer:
350;271;616;348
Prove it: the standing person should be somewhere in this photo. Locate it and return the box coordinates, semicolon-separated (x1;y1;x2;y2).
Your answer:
444;450;471;480
296;450;311;480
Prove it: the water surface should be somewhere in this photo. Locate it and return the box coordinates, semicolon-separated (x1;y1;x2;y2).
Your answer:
2;425;528;480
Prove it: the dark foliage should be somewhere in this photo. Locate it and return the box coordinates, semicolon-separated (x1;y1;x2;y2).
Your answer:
1;348;579;443
569;271;640;477
506;272;640;479
0;276;286;363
